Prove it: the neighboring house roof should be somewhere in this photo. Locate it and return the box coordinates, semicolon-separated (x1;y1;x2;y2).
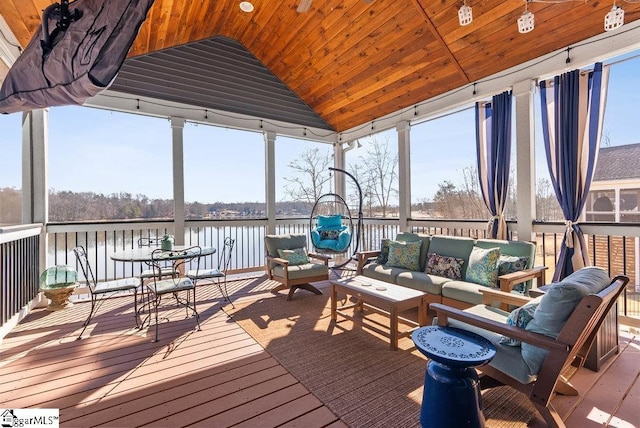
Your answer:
593;143;640;182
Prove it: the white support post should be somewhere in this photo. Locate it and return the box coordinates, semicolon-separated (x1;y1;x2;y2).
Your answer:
22;109;49;277
265;131;277;235
513;79;536;242
171;117;185;245
397;121;411;232
333;143;346;198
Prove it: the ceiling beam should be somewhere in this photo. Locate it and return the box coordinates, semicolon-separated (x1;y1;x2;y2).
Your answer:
410;0;469;84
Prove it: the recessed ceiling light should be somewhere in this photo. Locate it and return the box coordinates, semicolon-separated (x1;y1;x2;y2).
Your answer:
239;1;254;13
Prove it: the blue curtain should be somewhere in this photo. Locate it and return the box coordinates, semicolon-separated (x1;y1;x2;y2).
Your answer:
475;91;512;239
540;62;609;281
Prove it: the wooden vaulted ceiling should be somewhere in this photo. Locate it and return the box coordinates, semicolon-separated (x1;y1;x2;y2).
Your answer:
1;0;640;132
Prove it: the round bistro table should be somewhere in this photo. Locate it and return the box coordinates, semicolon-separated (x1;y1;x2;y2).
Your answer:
412;325;496;428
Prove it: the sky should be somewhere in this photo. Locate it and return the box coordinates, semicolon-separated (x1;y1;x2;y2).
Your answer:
0;52;638;205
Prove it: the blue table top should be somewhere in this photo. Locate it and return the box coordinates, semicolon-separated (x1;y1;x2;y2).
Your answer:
412;326;496;367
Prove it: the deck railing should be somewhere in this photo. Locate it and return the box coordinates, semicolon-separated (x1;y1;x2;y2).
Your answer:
21;218;638;326
0;224;42;332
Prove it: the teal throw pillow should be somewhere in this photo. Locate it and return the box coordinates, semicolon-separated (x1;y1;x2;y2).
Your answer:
499;297;541;346
376;239;391;264
425;253;464;280
465;246;501;288
277;247;309;265
386;240;422;271
498;255;530;293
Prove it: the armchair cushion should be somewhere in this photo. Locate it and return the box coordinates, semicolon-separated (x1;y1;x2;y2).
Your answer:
465;246;501;288
386;240;422;271
521;266;611;374
277;247;309;265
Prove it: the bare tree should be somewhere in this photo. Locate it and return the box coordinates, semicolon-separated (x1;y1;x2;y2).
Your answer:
283;146;333;205
357;138;398;217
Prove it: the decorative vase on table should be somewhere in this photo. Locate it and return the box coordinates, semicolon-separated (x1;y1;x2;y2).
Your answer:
161;235;174;251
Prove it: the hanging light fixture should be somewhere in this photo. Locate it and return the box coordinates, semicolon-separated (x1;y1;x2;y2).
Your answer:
458;1;473;26
604;1;624;31
517;2;534;34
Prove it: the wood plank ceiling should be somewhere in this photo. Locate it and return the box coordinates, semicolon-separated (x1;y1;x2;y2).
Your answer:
1;0;640;132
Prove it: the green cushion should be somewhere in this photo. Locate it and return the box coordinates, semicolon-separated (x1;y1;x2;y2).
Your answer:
265;234;308;257
272;263;329;279
498;255;530;293
521;266;611;374
499;296;542;346
277;247;309;265
386;240;422;271
465;246;501;288
396;271;449;295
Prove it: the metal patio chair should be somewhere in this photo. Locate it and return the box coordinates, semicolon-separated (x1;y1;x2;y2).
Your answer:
187;237;236;308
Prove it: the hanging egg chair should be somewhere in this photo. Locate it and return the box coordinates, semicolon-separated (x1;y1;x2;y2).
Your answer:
310;193;354;254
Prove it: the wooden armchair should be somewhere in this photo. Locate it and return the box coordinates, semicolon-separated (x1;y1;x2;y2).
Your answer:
430;267;629;427
264;234;330;301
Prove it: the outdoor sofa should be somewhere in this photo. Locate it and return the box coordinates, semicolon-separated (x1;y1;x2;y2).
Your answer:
356;232;546;311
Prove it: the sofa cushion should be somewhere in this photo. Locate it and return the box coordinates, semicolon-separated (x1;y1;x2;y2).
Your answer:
521;266;611;374
387;240;422;271
442;304;536;385
397;271;450;295
465;246;501;288
425;253;465;280
441;280;494;306
277;247;309;265
361;263;407;284
428;236;475;278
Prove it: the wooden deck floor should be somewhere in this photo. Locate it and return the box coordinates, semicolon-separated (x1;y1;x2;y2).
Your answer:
0;272;638;427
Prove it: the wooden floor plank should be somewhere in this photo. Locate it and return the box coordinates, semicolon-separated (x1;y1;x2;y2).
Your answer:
233;394;326;427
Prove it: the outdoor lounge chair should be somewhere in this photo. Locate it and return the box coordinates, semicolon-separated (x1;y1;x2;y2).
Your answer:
430;267;629;427
264;234;331;300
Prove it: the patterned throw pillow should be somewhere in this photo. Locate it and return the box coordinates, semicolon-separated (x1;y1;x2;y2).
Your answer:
319;229;340;240
376;239;391;264
498;255;530;293
499;300;540;346
277;247;309;265
465;246;501;288
386;240;422;271
425;253;464;280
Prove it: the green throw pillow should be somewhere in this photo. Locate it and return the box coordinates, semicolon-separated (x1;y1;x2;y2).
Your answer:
465;246;501;288
277;247;309;265
386;240;422;271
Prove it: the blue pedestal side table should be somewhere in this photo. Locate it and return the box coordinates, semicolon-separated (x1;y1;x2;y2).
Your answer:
412;325;496;428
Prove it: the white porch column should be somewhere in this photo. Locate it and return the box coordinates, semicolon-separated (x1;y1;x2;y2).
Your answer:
333;143;346;198
22;109;48;274
513;79;536;242
265;131;277;234
397;121;411;232
171;117;185;245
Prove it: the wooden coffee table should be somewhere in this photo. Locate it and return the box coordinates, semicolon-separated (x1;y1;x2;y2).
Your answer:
330;275;428;350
